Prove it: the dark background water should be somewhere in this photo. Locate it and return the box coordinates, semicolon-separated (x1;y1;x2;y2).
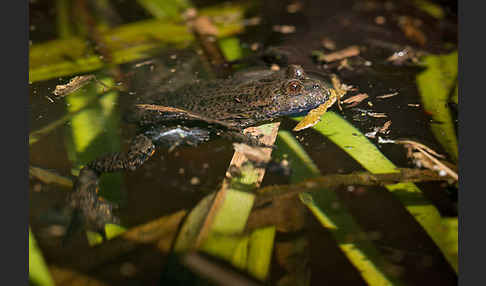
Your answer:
29;0;458;285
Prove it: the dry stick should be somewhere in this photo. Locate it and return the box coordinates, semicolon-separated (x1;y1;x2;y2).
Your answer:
29;166;73;188
414;147;458;181
395;139;445;158
188;14;233;78
76;0;124;83
254;168;450;208
394;139;458;181
317;45;360;63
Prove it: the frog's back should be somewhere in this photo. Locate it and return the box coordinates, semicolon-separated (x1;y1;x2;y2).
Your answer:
139;75;280;125
132;65;332;129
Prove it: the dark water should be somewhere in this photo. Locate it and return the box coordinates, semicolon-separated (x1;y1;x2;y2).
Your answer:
29;0;457;285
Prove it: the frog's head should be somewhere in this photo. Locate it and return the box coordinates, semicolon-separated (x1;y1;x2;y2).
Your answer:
269;65;332;117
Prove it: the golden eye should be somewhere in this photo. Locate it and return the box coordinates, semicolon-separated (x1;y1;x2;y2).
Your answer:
286;80;303;95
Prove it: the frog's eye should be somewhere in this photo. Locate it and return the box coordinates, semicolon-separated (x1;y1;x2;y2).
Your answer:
286;80;304;95
286;65;305;79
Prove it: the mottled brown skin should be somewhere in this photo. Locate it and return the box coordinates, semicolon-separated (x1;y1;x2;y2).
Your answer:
132;65;332;129
65;65;332;242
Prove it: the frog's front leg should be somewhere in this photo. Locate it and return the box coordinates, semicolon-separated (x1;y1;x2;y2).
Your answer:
88;134;156;173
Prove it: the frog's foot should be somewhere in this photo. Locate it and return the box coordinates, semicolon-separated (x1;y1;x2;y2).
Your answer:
64;168;120;244
64;134;154;244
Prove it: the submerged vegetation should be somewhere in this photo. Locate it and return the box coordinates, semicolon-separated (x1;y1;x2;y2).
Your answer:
29;0;457;285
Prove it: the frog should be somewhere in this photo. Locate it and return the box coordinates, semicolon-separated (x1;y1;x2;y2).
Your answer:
65;64;335;241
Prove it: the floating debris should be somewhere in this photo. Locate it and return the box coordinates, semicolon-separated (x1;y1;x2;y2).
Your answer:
272;25;296;34
364;130;378;139
271;64;281;71
321;37;336;50
313;45;360;63
379;120;392;134
379;138;457;181
375;16;386;25
377;92;399;99
337;58;354;70
343;93;369;108
52;75;96;98
287;2;303;13
397;16;427;46
190;177;201;185
386;46;421;65
355;108;388;118
133;60;154;68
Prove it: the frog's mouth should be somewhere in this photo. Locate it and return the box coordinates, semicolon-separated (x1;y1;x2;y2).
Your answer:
272;101;324;118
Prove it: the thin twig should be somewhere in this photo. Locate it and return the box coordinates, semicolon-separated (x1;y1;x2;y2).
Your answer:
254;168;451;207
29;166;73;188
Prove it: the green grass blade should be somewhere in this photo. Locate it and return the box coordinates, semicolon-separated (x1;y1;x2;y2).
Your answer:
137;0;192;20
412;0;445;19
293;111;458;273
247;226;276;280
29;228;55;286
200;225;276;280
209;190;256;235
275;131;405;285
174;193;216;252
55;0;74;38
416;51;458;162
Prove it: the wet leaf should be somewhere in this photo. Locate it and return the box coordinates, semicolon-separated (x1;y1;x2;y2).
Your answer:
200;226;276;280
246;226;276;280
416;51;458;162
